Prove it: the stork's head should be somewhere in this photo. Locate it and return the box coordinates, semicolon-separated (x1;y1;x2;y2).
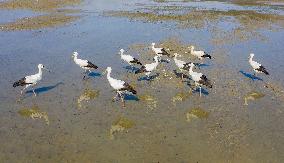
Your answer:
188;46;194;50
151;43;155;46
38;64;50;72
120;49;124;53
249;53;254;58
106;67;112;72
153;56;159;62
38;64;44;69
72;51;78;58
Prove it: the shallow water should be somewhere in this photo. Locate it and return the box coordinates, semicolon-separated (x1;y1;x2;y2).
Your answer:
0;0;284;162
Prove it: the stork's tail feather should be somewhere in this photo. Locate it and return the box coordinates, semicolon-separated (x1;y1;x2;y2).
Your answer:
202;53;212;59
86;61;98;69
200;75;213;88
257;66;269;75
161;49;170;57
263;70;269;75
131;58;143;65
135;66;146;74
13;78;27;87
13;81;20;87
122;83;137;95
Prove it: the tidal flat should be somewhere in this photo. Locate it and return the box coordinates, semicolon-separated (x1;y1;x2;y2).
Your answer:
0;0;283;162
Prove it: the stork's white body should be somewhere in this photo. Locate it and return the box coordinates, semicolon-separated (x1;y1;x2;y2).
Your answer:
189;46;206;59
249;54;262;73
144;57;159;76
14;64;45;96
120;49;135;65
74;55;91;70
173;54;186;71
106;68;125;90
188;63;204;96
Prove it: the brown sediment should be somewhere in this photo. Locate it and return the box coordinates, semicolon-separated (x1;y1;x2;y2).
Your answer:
0;14;80;31
0;0;82;31
0;0;81;12
106;4;284;45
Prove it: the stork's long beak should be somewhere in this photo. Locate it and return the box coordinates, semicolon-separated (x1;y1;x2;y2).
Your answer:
44;67;51;72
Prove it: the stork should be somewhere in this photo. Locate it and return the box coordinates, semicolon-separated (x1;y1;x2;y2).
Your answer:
173;53;198;80
135;56;159;79
105;67;137;107
188;63;212;97
72;52;98;79
188;46;212;61
13;64;48;96
249;53;269;76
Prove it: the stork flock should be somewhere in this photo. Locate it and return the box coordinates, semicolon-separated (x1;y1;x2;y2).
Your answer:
13;42;269;107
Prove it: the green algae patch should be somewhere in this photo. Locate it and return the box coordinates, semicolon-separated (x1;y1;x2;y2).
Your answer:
18;105;49;125
109;117;135;140
244;91;265;105
0;0;81;12
172;91;192;103
186;108;209;122
138;94;157;110
0;14;80;31
77;89;100;109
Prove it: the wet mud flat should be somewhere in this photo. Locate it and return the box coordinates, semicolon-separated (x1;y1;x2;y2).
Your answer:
0;0;284;162
0;0;81;30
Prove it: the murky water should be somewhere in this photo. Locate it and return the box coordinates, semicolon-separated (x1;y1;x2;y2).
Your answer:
0;0;284;162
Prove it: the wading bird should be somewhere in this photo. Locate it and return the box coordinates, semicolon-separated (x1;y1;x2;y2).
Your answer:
188;63;212;97
151;43;170;61
173;53;198;80
188;46;211;60
249;53;269;76
105;67;137;107
72;52;98;79
135;56;159;79
13;64;48;96
119;49;142;66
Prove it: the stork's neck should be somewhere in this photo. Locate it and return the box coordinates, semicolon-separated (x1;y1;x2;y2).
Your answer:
120;51;124;57
189;65;194;75
152;45;155;50
38;67;43;76
190;48;194;53
249;56;253;63
74;56;78;61
154;58;159;65
106;70;111;80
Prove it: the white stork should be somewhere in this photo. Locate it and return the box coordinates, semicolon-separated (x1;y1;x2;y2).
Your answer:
173;53;198;80
13;64;48;96
119;49;142;66
135;56;159;78
151;43;170;61
105;67;137;107
72;52;98;79
249;53;269;76
188;63;212;97
188;46;212;60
